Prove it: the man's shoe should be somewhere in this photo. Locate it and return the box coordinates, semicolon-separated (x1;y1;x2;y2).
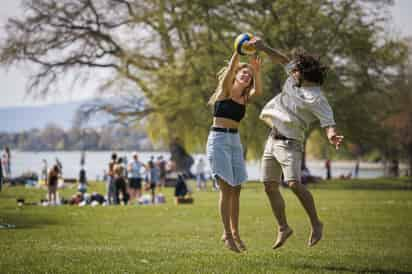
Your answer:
272;226;293;249
308;222;323;247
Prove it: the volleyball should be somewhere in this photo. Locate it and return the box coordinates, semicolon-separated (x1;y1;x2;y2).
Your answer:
234;33;256;55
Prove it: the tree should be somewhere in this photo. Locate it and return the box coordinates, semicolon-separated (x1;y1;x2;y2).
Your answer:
381;38;412;176
0;0;407;166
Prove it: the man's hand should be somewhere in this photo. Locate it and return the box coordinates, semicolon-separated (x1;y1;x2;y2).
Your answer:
247;36;266;51
326;127;344;150
247;36;289;65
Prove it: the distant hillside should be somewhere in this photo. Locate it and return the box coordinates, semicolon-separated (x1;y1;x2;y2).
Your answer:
0;100;107;133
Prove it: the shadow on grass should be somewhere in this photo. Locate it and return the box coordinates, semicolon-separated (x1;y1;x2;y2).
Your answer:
244;178;412;191
0;211;58;230
293;262;412;274
306;178;412;191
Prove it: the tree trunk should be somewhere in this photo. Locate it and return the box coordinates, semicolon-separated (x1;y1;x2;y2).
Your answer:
169;138;194;177
408;143;412;177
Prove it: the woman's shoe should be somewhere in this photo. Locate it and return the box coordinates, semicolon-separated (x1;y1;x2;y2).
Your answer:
221;233;226;242
233;235;247;251
223;234;241;253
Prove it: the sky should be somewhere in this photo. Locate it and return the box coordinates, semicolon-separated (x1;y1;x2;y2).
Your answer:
0;0;411;108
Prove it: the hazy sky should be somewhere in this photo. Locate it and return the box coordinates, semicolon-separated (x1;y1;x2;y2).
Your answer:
0;0;411;108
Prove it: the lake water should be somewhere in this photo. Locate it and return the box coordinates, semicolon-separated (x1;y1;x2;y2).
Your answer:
8;151;388;181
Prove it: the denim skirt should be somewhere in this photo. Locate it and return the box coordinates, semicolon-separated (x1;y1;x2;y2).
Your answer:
206;130;247;186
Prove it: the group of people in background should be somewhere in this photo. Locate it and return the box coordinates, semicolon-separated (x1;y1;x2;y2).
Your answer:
106;152;169;205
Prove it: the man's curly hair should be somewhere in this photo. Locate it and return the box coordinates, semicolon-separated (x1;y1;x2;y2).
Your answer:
290;49;328;85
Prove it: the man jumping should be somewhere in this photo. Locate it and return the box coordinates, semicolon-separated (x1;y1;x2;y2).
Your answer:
250;37;344;249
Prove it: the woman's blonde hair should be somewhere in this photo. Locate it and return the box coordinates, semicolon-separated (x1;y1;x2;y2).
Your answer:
208;63;255;105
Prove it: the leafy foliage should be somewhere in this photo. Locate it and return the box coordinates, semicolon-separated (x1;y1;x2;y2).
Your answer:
0;0;407;160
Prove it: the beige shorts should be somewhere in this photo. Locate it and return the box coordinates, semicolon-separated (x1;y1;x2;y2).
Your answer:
261;135;303;183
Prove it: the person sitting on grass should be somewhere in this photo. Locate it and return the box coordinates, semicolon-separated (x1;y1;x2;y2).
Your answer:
174;173;193;205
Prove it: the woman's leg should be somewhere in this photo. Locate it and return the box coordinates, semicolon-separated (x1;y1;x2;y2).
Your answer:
218;178;240;253
230;185;246;250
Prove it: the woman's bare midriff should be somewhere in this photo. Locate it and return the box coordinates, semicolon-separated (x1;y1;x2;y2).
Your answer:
212;117;240;129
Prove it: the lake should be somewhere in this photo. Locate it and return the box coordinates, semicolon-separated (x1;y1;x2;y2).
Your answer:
7;151;389;181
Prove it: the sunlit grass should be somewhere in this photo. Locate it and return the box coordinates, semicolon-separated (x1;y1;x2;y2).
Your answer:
1;178;412;273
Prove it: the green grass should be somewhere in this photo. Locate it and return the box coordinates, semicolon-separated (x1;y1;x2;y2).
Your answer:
1;178;412;274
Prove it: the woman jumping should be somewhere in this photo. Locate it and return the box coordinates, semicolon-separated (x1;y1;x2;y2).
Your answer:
206;49;262;253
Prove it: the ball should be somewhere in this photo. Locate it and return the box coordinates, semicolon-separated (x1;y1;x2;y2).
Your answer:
234;33;256;55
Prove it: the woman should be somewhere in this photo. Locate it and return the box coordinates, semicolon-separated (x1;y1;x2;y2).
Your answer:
206;50;262;252
47;165;59;205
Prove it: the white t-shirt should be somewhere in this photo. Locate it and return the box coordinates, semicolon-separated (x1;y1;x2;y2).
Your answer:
260;62;335;141
195;159;205;174
128;160;143;179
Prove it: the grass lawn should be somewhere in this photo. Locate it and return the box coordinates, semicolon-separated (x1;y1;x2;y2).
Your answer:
1;178;412;274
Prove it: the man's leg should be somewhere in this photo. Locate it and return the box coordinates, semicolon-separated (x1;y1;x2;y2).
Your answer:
261;137;293;249
288;180;323;246
264;181;293;249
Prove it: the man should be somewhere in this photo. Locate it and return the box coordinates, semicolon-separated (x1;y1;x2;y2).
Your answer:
250;37;344;249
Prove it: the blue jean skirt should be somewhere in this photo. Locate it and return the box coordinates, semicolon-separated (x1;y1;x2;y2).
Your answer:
206;130;247;187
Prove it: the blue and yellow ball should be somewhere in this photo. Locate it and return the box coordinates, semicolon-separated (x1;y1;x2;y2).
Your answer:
233;33;256;55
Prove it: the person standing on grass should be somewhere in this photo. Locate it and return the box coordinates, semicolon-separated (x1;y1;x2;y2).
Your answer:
107;153;117;205
114;157;128;205
147;159;160;204
195;157;207;191
325;159;332;180
206;48;262;253
353;159;360;178
249;37;343;249
47;165;60;205
157;156;167;190
2;146;11;179
0;157;3;192
127;152;146;203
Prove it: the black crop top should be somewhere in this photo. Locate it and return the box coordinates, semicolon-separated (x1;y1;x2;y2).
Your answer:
213;99;246;122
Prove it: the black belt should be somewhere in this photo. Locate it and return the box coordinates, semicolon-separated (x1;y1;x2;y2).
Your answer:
270;129;295;141
211;127;238;133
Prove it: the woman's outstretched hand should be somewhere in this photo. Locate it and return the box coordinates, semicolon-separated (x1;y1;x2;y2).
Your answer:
249;55;262;73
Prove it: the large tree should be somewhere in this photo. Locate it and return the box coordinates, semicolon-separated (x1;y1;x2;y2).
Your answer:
0;0;407;166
